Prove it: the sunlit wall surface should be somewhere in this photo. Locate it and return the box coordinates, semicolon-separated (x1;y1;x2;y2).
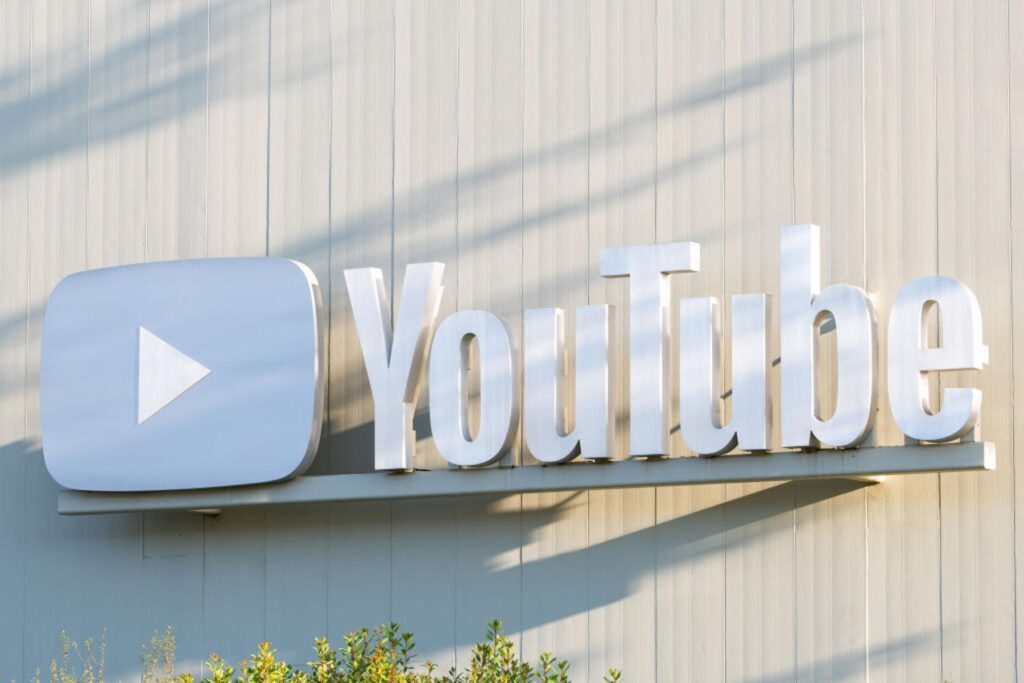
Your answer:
0;1;1020;681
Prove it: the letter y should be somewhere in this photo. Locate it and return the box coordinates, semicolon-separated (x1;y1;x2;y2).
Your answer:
345;263;445;470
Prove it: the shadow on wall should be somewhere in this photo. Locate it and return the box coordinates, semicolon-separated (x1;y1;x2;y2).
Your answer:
307;24;863;473
0;5;887;677
2;440;937;679
271;32;865;285
0;0;868;475
510;479;866;624
747;626;944;683
0;0;373;179
1;437;935;680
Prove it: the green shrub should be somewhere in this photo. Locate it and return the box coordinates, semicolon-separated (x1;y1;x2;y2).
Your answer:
31;630;106;683
142;627;177;683
35;622;621;683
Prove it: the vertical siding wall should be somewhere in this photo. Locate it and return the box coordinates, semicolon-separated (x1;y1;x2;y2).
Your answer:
0;0;1018;680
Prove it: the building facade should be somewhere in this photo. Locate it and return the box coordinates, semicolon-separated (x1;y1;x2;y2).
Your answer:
0;0;1021;680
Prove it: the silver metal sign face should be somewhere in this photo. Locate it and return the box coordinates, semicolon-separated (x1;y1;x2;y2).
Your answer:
41;258;325;492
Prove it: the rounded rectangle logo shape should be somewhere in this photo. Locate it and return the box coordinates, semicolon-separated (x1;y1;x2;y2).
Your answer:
41;257;325;492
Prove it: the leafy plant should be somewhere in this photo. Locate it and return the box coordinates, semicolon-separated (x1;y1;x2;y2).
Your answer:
451;620;543;683
237;642;294;683
142;627;178;683
31;630;106;683
33;622;619;683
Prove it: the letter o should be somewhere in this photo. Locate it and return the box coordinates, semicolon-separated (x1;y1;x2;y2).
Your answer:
429;310;520;467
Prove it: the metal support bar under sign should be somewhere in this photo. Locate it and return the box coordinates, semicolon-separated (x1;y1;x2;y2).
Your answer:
56;441;994;515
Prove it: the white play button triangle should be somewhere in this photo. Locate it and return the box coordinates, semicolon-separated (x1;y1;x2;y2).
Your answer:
137;327;211;424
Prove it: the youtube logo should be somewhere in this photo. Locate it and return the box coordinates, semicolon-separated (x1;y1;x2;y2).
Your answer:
136;326;212;425
40;258;325;492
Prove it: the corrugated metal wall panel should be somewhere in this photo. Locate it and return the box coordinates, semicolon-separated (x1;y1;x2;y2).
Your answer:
0;1;1018;680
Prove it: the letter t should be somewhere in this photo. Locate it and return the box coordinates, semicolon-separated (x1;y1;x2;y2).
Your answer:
600;243;700;456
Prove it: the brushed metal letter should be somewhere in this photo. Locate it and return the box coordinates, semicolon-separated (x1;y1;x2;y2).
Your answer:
430;310;520;467
523;305;617;463
600;242;700;456
679;294;770;456
345;263;445;471
780;225;877;448
888;276;986;441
